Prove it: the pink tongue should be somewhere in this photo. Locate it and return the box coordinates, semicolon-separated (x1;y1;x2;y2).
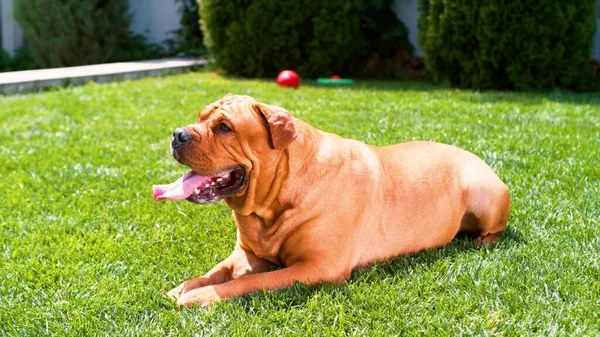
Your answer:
152;171;212;201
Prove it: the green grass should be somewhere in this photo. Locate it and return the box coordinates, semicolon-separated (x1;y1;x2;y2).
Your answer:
1;72;599;336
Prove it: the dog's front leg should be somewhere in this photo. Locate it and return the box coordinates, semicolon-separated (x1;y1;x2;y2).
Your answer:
168;247;272;300
177;261;347;307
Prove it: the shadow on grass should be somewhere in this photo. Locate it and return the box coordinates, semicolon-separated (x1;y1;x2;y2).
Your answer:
228;225;525;311
298;79;600;107
198;73;600;107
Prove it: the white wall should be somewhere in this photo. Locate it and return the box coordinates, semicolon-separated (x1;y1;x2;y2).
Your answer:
1;0;24;56
392;0;423;57
128;0;181;46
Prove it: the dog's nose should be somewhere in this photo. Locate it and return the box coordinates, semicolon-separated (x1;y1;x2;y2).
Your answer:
172;128;191;147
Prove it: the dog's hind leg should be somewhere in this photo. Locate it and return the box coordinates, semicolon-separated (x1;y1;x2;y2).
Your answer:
461;182;511;247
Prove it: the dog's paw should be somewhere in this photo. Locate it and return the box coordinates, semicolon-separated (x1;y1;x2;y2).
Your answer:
167;283;185;300
177;286;222;308
473;233;501;248
168;277;213;301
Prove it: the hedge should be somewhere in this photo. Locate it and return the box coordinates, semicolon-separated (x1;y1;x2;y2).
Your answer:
418;0;598;91
13;0;169;69
14;0;133;68
199;0;412;78
167;0;205;56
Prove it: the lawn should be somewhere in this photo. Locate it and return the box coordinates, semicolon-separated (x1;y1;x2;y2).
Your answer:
0;72;599;336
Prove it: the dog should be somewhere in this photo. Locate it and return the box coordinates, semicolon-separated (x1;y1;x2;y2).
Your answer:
153;94;511;307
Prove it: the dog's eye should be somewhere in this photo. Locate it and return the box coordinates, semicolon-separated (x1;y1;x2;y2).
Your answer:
216;122;232;133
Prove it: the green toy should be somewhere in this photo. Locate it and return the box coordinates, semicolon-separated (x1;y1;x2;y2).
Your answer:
317;78;354;85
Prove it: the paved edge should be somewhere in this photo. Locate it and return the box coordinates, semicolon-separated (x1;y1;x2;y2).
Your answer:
0;58;207;94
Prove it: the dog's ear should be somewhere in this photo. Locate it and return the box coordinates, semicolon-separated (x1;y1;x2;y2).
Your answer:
254;103;297;150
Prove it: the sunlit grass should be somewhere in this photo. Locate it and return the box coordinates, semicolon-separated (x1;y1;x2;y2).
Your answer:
0;72;599;336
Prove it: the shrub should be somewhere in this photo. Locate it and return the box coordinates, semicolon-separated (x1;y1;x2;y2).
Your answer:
359;0;413;59
166;0;205;56
355;0;415;78
199;0;413;78
418;0;598;91
110;33;168;63
200;0;362;77
14;0;141;68
1;48;37;72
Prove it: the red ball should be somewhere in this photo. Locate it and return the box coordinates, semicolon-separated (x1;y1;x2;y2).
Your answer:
330;75;341;80
276;70;300;88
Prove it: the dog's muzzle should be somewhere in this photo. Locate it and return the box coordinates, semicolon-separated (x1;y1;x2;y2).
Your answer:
171;127;191;149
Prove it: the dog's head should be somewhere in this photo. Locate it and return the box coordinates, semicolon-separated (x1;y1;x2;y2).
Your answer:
153;94;296;204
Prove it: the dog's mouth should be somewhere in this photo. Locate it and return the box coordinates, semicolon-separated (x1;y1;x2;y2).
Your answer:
152;166;247;204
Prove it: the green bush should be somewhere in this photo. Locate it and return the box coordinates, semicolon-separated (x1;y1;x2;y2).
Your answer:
359;0;413;58
166;0;205;56
110;33;168;63
14;0;161;68
199;0;413;78
418;0;598;91
200;0;360;77
1;48;37;72
354;0;414;78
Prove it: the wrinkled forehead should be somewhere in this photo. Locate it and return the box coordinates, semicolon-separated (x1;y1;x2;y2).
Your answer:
198;94;258;121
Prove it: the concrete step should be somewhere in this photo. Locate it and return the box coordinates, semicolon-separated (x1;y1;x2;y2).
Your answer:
0;57;207;94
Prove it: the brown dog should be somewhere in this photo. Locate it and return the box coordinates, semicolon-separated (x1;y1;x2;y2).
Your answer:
153;94;511;307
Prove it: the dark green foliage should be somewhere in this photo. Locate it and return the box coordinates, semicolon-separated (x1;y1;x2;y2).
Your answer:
0;48;37;72
418;0;598;91
200;0;362;77
351;0;415;78
166;0;205;56
13;0;165;68
199;0;413;78
110;33;169;63
359;0;413;58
